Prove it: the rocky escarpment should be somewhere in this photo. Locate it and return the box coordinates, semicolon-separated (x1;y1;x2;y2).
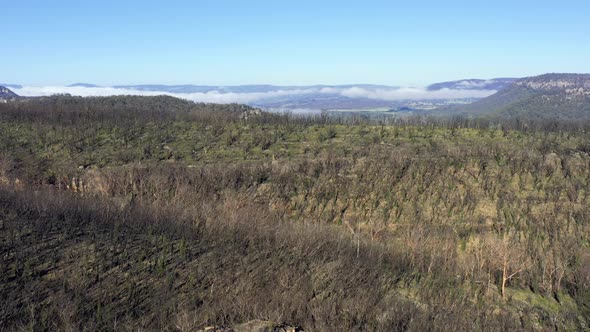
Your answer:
0;86;19;102
514;73;590;92
442;73;590;119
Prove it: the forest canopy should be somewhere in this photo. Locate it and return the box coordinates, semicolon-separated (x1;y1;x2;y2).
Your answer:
1;95;590;331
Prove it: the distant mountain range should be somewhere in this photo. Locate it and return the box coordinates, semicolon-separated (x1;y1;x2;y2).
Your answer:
4;74;590;119
62;81;520;94
68;83;100;88
61;83;399;94
427;78;517;91
6;81;501;111
0;83;22;89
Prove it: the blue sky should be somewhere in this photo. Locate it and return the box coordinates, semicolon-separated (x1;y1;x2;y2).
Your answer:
2;0;590;86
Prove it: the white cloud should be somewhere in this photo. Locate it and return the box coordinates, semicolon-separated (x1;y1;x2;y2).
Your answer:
15;86;164;98
455;80;501;89
338;87;496;101
13;86;318;104
318;87;340;94
12;85;496;104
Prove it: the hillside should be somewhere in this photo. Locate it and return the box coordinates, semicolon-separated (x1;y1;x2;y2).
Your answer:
441;74;590;119
2;94;260;119
1;95;590;330
427;78;516;91
0;86;19;101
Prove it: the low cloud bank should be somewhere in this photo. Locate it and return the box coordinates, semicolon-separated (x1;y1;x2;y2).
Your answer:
13;85;496;104
13;86;313;104
337;87;495;100
456;80;496;89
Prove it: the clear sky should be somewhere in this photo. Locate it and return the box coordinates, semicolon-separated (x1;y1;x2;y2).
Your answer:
2;0;590;86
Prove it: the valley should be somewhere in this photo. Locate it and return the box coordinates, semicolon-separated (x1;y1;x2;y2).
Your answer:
4;1;590;330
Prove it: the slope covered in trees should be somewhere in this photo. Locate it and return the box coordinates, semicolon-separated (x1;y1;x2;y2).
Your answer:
441;73;590;119
1;95;590;331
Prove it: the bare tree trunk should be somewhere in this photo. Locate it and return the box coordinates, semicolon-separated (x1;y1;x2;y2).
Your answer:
502;262;507;299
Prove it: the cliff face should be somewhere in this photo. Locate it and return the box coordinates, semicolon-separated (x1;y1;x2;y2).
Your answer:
0;86;19;102
514;74;590;92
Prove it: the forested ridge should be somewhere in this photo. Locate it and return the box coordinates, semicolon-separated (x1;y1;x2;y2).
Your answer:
1;95;590;331
443;73;590;120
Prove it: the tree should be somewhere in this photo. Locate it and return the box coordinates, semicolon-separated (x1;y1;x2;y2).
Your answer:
487;235;530;299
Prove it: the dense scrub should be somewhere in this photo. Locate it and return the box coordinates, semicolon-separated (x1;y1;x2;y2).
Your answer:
0;187;529;331
1;95;590;330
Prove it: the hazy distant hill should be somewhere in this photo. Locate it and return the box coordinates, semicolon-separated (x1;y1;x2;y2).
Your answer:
427;78;516;91
442;74;590;119
68;83;100;88
0;83;22;89
111;84;397;94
